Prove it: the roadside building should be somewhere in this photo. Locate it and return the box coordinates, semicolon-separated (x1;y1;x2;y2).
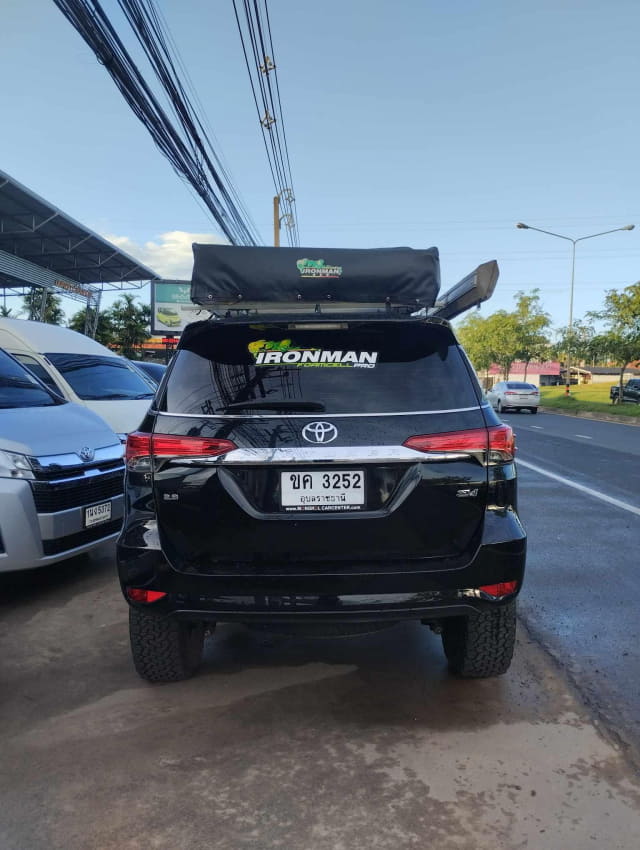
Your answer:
479;361;561;390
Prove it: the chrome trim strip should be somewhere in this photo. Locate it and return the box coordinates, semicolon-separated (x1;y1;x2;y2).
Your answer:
152;406;483;420
45;466;125;485
180;446;471;465
31;443;124;470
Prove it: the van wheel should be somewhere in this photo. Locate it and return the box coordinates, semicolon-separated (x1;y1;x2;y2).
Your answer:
129;608;205;683
441;601;516;678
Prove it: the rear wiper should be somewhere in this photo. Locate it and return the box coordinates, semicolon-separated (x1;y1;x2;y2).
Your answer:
216;401;325;412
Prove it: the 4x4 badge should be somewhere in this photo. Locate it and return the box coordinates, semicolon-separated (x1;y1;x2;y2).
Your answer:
302;422;338;444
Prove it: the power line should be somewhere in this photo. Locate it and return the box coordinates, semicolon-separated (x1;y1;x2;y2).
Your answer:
52;0;260;246
232;0;299;245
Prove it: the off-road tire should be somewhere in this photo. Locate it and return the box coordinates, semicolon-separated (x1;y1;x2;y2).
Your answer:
129;608;205;683
442;601;516;678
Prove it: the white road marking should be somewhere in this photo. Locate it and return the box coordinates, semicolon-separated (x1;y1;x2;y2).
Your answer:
575;434;593;439
529;425;543;430
517;458;640;517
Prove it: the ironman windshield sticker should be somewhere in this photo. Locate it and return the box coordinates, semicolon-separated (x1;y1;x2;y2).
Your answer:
296;258;343;279
248;339;378;368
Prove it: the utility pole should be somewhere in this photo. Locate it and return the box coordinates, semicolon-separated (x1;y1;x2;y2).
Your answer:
273;195;280;247
273;190;295;247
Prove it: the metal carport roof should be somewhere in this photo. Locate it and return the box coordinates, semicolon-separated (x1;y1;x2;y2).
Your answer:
0;168;158;288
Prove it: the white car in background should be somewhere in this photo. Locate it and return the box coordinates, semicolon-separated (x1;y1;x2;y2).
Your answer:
487;381;540;414
0;318;155;437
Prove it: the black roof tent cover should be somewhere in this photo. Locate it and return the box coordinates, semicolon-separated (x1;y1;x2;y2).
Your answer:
190;244;440;313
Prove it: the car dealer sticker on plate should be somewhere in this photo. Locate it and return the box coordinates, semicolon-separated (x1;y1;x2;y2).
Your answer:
84;501;112;528
281;470;365;512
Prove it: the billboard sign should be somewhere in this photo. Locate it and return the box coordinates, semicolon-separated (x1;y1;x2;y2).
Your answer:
151;280;202;335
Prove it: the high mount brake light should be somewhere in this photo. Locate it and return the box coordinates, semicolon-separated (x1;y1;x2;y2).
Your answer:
125;432;237;464
403;425;514;462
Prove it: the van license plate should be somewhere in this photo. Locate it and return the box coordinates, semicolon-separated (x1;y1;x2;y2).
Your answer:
84;501;112;528
281;470;365;512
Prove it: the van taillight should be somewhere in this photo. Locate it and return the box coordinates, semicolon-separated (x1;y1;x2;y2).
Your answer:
403;425;514;462
126;431;237;466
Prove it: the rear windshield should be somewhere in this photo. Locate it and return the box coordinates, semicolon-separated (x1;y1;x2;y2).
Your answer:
506;382;536;390
45;353;155;401
0;349;58;409
162;322;480;415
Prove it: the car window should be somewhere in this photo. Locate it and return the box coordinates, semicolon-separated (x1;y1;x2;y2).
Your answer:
162;322;481;415
0;349;59;408
14;353;62;394
506;382;535;390
44;353;155;400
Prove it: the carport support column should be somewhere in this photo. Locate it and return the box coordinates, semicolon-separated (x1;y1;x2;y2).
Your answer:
38;286;48;321
84;290;102;338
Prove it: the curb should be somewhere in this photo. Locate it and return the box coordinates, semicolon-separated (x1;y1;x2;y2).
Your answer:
539;407;640;427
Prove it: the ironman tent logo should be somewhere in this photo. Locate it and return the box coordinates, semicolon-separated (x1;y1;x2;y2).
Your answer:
296;258;343;279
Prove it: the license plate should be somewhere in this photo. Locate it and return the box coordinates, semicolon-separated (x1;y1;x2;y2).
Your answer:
84;501;112;528
281;470;365;512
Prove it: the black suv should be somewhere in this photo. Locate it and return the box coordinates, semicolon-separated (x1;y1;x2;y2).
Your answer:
118;316;526;682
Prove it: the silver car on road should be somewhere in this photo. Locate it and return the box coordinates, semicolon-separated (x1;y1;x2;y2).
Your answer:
487;381;540;414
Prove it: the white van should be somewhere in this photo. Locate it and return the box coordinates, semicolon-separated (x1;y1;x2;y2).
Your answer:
0;318;155;437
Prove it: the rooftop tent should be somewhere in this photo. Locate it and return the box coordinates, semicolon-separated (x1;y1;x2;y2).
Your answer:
190;244;440;316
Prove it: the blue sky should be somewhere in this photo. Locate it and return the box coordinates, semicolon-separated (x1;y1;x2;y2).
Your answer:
2;0;639;329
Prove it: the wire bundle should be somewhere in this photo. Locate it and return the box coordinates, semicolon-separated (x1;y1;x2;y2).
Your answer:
52;0;261;246
232;0;299;246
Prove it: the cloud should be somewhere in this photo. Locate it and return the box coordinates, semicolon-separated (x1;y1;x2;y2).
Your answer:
104;231;229;279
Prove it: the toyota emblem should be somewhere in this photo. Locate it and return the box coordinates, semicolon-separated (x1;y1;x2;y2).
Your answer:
79;446;95;463
302;421;338;444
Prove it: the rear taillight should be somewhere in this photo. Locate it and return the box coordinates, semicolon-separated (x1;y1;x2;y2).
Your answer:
152;435;237;457
125;432;151;464
403;424;514;463
487;424;515;461
504;391;518;396
126;431;237;468
127;587;167;603
403;428;489;454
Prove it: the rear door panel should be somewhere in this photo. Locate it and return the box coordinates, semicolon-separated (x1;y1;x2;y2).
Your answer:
152;410;488;571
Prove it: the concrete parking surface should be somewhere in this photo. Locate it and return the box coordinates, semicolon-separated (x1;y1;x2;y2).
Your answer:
2;544;640;850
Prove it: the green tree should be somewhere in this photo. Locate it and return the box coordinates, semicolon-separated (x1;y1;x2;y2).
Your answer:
552;320;596;366
456;312;494;380
512;290;551;379
588;282;640;403
22;288;65;324
483;311;522;379
0;304;14;317
106;294;151;358
68;308;116;347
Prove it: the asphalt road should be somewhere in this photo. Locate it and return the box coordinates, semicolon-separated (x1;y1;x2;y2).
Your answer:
503;410;640;760
2;410;640;849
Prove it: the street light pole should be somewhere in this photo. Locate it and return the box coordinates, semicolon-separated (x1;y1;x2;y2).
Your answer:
516;222;635;395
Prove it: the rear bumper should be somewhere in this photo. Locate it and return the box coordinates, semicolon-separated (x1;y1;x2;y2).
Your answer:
118;508;526;622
